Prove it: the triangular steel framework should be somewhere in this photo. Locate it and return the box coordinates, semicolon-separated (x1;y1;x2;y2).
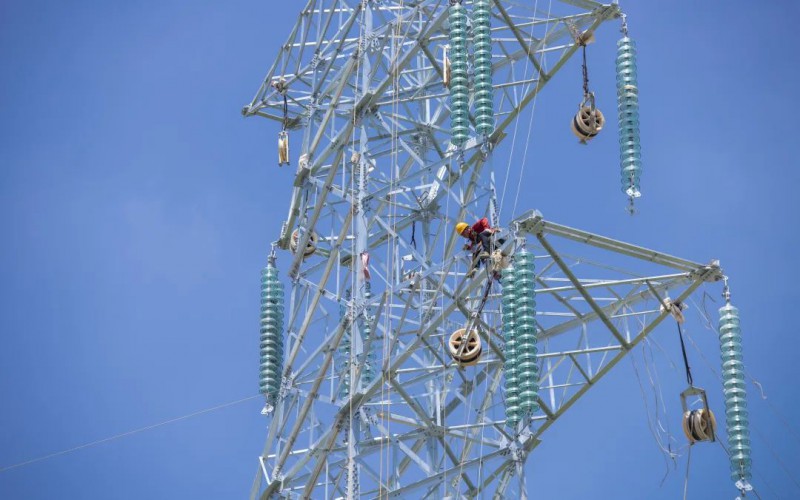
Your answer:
240;2;726;498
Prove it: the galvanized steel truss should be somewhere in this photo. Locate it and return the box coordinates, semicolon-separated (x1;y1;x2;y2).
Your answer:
241;2;724;498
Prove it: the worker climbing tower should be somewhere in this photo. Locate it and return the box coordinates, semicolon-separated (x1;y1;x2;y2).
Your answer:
242;1;750;498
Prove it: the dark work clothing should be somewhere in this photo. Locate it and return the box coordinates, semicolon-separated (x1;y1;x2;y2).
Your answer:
464;217;493;253
462;218;497;270
476;230;493;255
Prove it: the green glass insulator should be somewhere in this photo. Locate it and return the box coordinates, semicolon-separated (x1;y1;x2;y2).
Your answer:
259;265;285;402
336;291;352;399
616;37;642;198
502;267;521;428
718;303;751;482
361;320;376;386
512;251;539;416
472;0;494;136
448;2;469;145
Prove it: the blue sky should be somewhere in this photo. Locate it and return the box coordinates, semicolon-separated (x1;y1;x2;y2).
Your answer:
1;1;799;498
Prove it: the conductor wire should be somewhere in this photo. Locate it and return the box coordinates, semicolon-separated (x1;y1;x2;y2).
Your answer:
0;395;261;474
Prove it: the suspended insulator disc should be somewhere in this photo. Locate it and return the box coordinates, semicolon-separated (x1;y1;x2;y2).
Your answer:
571;106;605;143
448;328;483;367
278;131;289;166
502;267;521;429
718;303;752;483
513;250;539;418
289;229;318;257
616;36;642;199
259;264;285;405
336;290;352;400
472;0;495;136
360;321;376;386
448;2;469;146
682;409;717;443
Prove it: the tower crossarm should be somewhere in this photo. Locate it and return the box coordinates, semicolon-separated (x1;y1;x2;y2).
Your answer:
243;2;621;138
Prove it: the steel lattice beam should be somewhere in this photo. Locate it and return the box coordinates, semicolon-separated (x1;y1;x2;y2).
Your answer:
236;2;731;499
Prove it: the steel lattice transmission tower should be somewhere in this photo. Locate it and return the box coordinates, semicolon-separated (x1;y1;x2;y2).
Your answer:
242;1;728;498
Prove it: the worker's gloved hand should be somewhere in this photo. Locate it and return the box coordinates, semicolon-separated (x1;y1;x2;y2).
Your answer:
463;244;471;251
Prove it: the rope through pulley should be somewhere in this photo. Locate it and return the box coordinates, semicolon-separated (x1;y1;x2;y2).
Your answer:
680;387;717;444
450;273;495;366
661;296;717;445
661;298;693;386
290;228;318;257
448;328;483;366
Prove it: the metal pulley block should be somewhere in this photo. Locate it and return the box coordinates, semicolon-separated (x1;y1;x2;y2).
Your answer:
680;386;717;443
683;408;717;443
290;228;318;257
278;131;290;166
571;95;605;143
448;328;483;366
659;297;687;324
